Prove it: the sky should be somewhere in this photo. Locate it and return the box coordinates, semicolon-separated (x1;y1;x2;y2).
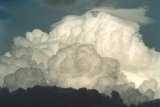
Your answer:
0;0;160;55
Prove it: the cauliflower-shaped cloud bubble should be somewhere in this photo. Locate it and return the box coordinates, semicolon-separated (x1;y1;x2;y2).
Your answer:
4;67;47;90
48;43;120;91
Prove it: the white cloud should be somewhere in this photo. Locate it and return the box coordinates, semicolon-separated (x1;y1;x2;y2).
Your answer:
0;8;160;104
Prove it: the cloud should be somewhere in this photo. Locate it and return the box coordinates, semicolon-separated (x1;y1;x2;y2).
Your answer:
3;67;47;90
49;8;159;87
48;43;120;91
0;8;159;105
0;0;159;56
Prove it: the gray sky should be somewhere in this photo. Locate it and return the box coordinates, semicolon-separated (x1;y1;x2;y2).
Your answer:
0;0;160;55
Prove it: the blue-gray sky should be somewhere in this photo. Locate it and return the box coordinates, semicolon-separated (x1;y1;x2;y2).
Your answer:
0;0;160;55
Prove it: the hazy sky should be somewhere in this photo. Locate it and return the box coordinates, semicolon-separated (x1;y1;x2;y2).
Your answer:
0;0;160;55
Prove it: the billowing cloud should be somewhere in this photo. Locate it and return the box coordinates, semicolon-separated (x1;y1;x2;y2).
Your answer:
48;43;120;90
4;67;47;90
0;8;160;105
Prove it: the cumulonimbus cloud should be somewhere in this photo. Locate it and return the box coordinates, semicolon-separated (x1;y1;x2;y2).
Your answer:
0;8;159;105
